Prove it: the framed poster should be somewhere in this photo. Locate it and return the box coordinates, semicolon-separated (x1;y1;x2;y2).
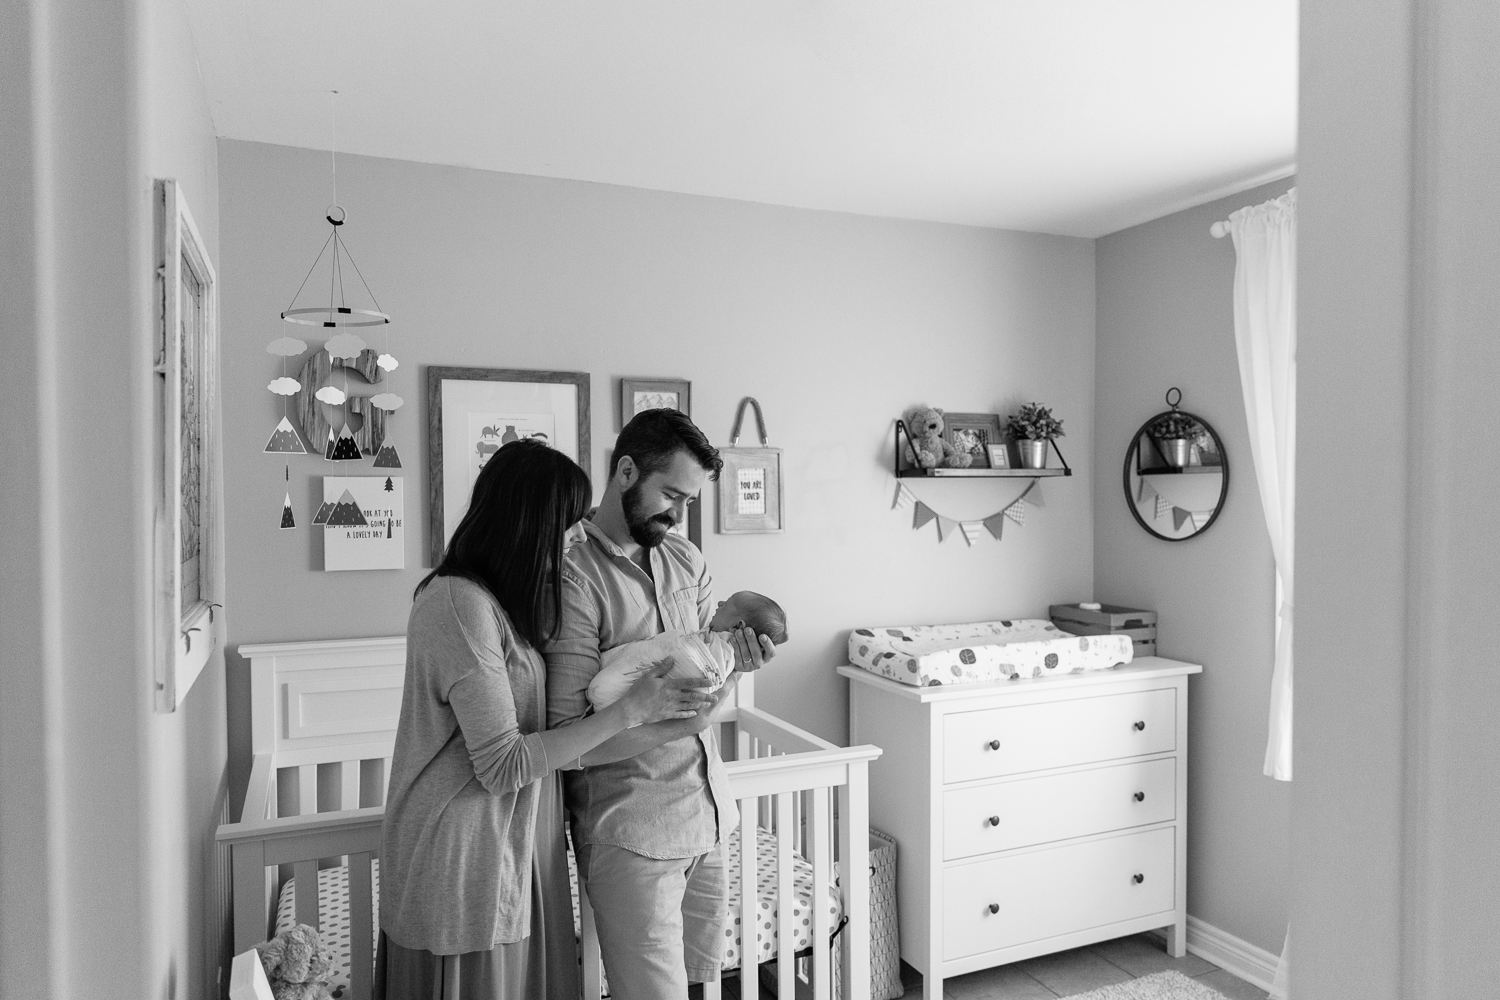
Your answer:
427;366;590;564
619;377;691;428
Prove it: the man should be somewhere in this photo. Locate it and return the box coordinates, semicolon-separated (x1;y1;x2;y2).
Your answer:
545;409;776;1000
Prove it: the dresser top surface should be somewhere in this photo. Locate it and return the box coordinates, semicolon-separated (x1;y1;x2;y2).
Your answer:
837;656;1201;703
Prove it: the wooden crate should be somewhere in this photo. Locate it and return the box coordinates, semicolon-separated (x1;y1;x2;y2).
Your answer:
1049;604;1156;630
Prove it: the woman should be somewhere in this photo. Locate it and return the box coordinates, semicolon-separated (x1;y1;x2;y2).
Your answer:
376;440;715;999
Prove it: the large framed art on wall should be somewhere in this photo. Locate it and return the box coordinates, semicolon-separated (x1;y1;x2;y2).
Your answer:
427;366;590;564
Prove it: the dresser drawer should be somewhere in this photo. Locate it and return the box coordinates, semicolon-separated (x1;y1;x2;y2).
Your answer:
943;688;1176;783
943;758;1176;860
942;827;1176;961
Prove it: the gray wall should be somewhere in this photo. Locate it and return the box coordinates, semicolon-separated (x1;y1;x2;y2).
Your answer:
1094;178;1294;954
0;0;223;997
218;138;1098;801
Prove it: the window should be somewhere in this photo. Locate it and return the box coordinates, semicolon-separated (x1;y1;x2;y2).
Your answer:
155;179;222;712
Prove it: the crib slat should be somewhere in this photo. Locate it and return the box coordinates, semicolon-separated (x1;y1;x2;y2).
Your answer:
839;767;872;1000
341;760;361;810
293;859;319;929
298;764;317;816
703;977;722;1000
809;785;832;1000
348;851;374;1000
232;839;269;955
776;791;796;1000
739;798;759;1000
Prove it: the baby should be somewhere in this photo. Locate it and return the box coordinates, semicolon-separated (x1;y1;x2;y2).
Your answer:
587;591;789;711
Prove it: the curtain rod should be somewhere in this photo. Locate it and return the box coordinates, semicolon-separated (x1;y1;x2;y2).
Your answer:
1210;220;1231;239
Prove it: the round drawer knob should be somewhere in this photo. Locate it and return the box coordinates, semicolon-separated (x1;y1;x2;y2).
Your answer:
1133;873;1145;884
1134;792;1146;802
988;903;1000;914
987;739;1001;751
988;815;1000;827
1134;720;1146;731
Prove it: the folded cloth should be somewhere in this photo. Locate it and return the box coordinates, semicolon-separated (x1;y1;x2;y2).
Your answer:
587;629;735;710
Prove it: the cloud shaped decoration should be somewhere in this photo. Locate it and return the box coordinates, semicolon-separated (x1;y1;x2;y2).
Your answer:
369;393;404;411
267;376;301;395
324;332;367;360
315;385;347;405
376;353;399;371
266;336;308;357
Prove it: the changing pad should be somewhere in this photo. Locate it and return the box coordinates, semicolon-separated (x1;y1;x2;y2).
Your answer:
848;619;1133;687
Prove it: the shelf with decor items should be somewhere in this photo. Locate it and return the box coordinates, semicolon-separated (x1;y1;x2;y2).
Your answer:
893;419;1072;479
841;657;1201;1000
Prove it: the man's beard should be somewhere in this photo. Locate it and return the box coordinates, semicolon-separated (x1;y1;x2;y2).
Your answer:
622;480;677;549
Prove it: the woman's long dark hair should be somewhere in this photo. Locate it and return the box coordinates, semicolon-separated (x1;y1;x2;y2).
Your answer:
416;439;592;648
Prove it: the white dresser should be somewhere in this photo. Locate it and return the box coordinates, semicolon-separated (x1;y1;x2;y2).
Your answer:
840;657;1201;1000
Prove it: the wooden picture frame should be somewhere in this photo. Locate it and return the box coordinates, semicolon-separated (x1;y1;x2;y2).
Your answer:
716;447;785;534
944;412;1004;469
427;367;590;565
987;443;1011;469
619;377;691;429
153;179;225;713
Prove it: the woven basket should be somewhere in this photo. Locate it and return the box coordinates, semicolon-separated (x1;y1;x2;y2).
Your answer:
834;827;903;1000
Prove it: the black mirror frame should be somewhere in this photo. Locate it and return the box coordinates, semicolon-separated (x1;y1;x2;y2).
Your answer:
1122;409;1230;542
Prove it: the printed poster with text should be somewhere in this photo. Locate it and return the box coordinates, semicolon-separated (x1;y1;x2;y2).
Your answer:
323;476;405;572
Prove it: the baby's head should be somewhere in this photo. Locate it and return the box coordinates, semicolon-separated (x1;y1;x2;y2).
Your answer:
710;591;789;645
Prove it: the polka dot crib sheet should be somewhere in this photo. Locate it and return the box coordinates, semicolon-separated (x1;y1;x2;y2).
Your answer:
848;619;1134;687
274;859;380;1000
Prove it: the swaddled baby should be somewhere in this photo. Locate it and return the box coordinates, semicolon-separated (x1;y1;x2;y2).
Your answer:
587;591;789;711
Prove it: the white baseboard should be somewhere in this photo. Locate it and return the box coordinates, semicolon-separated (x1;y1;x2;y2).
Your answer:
1149;916;1281;993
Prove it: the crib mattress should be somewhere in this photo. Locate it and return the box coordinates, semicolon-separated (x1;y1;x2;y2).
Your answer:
277;829;841;997
848;618;1134;687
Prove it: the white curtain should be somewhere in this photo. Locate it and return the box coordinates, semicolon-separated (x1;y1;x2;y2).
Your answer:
1226;188;1297;782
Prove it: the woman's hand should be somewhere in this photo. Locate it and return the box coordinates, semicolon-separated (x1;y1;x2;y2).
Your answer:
730;625;777;674
615;659;716;727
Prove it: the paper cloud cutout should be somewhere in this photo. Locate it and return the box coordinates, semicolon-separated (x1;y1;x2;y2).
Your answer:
314;385;347;405
324;332;367;360
376;353;399;371
267;376;301;395
266;336;308;357
369;393;404;411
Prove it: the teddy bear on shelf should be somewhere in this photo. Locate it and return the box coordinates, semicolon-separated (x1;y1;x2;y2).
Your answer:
902;405;972;469
256;923;334;1000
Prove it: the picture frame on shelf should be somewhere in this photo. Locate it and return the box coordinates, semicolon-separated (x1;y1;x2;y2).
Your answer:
986;443;1010;469
427;366;590;565
944;412;1004;469
620;377;691;429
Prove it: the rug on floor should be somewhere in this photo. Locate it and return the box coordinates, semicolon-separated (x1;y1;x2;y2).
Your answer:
1064;970;1229;1000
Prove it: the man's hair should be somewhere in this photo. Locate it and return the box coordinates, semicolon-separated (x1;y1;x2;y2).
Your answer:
611;408;723;482
735;592;789;645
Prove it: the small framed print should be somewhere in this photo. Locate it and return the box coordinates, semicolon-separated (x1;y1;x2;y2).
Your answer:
945;412;1004;469
620;377;691;429
717;447;784;534
987;443;1010;469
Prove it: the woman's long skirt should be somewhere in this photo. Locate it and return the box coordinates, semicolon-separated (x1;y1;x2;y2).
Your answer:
374;774;580;1000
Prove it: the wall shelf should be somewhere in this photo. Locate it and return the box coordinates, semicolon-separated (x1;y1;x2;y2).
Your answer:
1138;465;1224;477
894;419;1072;478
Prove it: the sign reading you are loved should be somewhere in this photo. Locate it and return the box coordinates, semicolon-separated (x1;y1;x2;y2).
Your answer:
736;467;767;515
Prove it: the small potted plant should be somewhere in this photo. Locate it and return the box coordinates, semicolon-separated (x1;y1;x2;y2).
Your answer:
1148;410;1198;467
1004;403;1065;469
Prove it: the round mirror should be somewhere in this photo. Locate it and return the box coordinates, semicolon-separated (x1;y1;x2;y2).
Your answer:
1123;389;1229;541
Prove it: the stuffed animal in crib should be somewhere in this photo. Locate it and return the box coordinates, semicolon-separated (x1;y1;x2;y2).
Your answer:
256;923;334;1000
903;405;971;469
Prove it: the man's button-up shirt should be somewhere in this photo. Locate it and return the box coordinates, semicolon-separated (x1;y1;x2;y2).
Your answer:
544;518;737;859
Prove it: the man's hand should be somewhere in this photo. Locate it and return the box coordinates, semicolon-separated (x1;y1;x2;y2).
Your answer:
730;625;776;674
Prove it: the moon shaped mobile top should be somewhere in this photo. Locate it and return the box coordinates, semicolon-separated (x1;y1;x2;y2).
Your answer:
280;204;391;328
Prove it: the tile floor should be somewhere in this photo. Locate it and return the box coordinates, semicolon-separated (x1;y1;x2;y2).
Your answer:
714;933;1269;1000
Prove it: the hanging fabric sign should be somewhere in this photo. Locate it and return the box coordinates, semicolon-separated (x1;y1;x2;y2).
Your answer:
717;397;783;534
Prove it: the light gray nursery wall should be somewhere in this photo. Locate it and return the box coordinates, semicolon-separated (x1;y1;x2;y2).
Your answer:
217;138;1097;801
1093;177;1294;955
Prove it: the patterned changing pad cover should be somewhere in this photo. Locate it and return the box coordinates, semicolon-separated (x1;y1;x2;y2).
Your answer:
277;829;840;996
848;618;1133;687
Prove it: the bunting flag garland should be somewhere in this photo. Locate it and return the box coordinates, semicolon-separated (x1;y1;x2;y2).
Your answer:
1136;477;1214;533
1138;477;1151;503
1155;493;1173;521
1172;507;1192;531
894;478;1039;546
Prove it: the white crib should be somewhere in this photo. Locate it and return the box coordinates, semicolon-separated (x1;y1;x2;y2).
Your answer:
215;637;882;1000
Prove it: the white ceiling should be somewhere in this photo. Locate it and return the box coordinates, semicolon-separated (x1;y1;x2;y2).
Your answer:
184;1;1296;238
